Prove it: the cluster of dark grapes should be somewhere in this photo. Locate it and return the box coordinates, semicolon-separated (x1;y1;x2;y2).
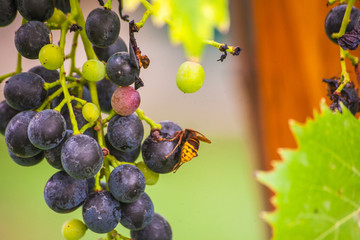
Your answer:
0;0;196;239
324;3;360;115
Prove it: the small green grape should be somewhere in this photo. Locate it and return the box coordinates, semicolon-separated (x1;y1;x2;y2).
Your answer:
82;59;105;82
62;219;87;240
82;102;100;122
39;44;64;70
47;8;66;26
176;61;205;93
136;161;159;185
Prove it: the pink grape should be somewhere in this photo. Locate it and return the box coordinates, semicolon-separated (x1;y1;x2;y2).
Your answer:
111;86;140;116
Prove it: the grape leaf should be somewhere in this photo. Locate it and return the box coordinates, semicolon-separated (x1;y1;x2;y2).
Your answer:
151;0;230;59
257;101;360;239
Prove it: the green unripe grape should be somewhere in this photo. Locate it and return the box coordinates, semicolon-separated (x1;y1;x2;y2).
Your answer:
82;103;100;122
47;8;66;26
39;44;64;70
136;161;159;185
82;59;105;82
62;219;87;240
176;61;205;93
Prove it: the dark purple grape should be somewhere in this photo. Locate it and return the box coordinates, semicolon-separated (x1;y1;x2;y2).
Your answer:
96;78;118;113
85;8;120;47
15;21;52;59
131;213;172;240
82;191;121;233
61;134;103;179
44;130;72;170
44;171;88;213
106;52;139;86
325;5;360;44
16;0;54;22
105;134;140;163
107;114;144;152
0;100;19;135
142;122;182;173
28;65;60;95
120;192;154;230
55;0;71;14
109;164;146;203
28;109;66;150
0;0;17;27
4;72;47;111
8;149;44;167
93;36;128;62
5;111;42;158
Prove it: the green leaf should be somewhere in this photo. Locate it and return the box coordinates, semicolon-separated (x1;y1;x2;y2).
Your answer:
151;0;230;59
257;101;360;239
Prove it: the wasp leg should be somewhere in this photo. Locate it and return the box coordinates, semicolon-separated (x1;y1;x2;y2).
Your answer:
164;133;184;159
172;161;184;173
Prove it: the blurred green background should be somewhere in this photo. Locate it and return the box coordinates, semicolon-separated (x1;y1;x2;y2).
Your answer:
0;1;266;239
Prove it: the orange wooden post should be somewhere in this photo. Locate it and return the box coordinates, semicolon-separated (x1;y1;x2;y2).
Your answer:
251;1;352;170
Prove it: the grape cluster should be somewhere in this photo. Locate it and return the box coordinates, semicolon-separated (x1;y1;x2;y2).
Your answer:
0;1;221;239
324;3;360;115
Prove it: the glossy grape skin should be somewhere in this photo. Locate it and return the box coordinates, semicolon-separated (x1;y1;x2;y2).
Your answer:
136;161;159;186
142;121;182;173
16;0;54;21
105;134;141;163
120;192;154;230
45;130;72;170
325;5;360;44
107;114;144;152
131;213;172;240
93;36;128;62
62;219;87;240
8;149;44;167
82;191;121;234
28;109;66;150
0;100;19;135
111;86;141;116
28;65;60;95
4;72;47;111
39;44;65;70
0;0;17;27
15;21;52;59
5;111;42;158
85;8;120;47
176;61;205;93
96;78;118;113
82;59;105;82
44;171;88;213
62;134;103;179
109;164;146;203
106;52;139;86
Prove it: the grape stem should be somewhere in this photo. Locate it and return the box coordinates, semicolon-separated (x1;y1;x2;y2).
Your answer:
0;49;23;83
68;31;82;76
102;109;117;125
104;0;113;10
79;121;96;134
331;0;356;39
335;47;351;95
107;154;136;168
344;50;359;65
136;108;162;130
36;82;79;112
203;39;242;60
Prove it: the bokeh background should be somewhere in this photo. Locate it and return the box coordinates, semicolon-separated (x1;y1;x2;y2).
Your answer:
0;0;353;239
0;1;266;240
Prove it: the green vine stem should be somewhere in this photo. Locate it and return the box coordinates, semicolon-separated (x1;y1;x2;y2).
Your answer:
135;9;152;30
102;109;117;125
104;0;113;10
80;121;96;134
331;0;356;39
68;31;82;76
203;39;241;55
43;81;61;91
70;0;97;60
335;47;351;95
36;82;79;112
136;108;162;130
106;154;136;168
0;51;23;83
344;50;359;65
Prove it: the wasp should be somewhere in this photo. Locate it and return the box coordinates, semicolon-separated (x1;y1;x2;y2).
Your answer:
155;128;211;172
